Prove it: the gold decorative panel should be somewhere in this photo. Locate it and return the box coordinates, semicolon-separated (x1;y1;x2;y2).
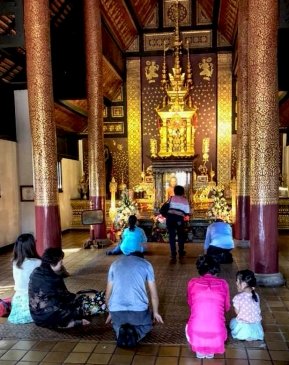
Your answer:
127;58;142;188
248;0;279;206
236;0;250;197
103;122;124;134
163;0;191;27
217;53;232;187
143;30;212;52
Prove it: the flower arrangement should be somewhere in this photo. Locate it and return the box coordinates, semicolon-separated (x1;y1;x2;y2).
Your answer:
114;190;138;230
207;185;231;223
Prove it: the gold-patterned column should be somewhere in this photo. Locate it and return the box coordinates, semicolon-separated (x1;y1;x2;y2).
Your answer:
24;0;61;254
83;0;106;238
248;0;283;285
217;53;232;187
127;58;142;188
235;0;250;242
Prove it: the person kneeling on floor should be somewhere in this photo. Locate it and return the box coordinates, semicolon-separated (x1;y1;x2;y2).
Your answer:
105;252;164;347
29;248;90;329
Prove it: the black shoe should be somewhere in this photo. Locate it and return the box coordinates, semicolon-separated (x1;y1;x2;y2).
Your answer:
170;256;177;264
179;250;186;257
106;251;113;256
117;324;138;348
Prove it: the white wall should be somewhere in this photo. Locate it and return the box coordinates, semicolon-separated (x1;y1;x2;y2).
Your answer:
14;90;35;235
59;158;81;231
0;140;20;246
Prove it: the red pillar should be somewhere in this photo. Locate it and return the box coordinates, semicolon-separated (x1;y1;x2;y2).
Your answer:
24;0;61;255
248;0;284;285
83;0;107;239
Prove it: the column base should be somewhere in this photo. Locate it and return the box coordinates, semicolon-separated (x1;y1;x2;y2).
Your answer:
234;239;250;248
255;272;285;287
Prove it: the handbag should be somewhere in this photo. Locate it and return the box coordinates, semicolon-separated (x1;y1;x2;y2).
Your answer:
76;289;107;316
0;298;11;317
159;198;171;217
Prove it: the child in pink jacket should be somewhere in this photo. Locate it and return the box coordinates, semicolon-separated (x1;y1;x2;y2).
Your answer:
186;255;230;359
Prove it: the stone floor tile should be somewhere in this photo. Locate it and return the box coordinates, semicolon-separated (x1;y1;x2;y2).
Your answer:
264;332;284;341
40;363;63;365
0;349;27;361
20;350;48;362
266;341;288;350
136;344;159;356
52;342;78;352
114;347;137;355
247;349;271;360
224;360;249;365
32;342;58;352
178;358;201;365
109;354;134;365
155;356;178;365
63;352;90;363
0;342;17;351
42;351;70;362
72;342;97;352
94;343;116;354
86;353;111;364
202;359;225;365
225;348;247;359
132;355;156;365
17;362;39;365
0;361;17;365
269;350;289;361
11;341;37;350
248;361;273;365
158;345;180;356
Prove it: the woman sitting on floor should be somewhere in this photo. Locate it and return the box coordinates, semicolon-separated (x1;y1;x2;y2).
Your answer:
106;215;147;255
29;247;90;329
8;234;41;324
204;217;234;264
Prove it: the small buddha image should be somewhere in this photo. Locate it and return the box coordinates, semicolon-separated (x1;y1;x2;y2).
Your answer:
166;174;178;199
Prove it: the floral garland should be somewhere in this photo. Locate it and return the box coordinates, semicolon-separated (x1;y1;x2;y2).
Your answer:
207;185;231;222
114;190;138;230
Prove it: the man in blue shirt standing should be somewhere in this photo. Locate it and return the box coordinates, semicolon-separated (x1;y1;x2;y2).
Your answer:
105;252;163;347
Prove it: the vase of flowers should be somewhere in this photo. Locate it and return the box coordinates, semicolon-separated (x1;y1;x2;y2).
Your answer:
207;185;231;223
114;190;139;230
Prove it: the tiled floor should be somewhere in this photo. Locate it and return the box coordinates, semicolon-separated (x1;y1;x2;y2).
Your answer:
0;230;288;365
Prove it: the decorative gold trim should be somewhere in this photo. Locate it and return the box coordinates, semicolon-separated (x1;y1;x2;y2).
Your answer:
127;58;142;188
143;30;212;51
103;122;124;134
111;106;124;117
217;53;232;187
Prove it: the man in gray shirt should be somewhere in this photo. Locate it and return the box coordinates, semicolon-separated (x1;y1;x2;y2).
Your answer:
105;253;163;347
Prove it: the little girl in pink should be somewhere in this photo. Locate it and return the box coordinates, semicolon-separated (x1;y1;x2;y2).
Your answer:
186;255;230;359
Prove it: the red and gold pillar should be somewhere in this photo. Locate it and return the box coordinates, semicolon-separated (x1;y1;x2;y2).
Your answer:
248;0;283;285
83;0;106;239
235;0;250;244
24;0;61;255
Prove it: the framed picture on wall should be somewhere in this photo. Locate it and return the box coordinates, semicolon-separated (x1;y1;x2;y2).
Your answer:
20;185;34;202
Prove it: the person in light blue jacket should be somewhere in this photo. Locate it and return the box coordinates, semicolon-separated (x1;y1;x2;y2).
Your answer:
204;219;234;264
107;215;147;255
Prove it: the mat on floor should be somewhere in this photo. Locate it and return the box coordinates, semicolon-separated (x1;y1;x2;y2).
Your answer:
0;244;239;343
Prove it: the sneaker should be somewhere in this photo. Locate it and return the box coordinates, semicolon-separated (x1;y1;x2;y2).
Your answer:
206;354;214;358
117;324;138;348
196;352;206;359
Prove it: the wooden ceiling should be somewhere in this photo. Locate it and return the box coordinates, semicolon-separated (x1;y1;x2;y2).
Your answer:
0;0;288;132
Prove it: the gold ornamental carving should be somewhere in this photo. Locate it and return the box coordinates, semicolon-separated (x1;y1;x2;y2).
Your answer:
24;0;58;206
237;0;250;197
217;53;232;187
84;0;106;198
248;0;279;206
127;58;142;188
153;11;197;158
